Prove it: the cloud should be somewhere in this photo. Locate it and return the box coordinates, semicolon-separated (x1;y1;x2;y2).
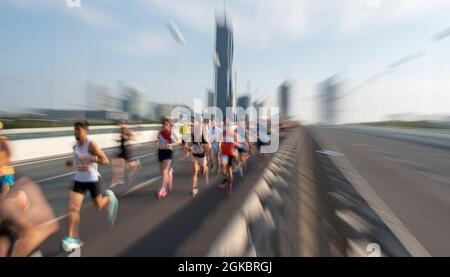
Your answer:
73;5;121;30
113;32;168;58
2;0;121;30
140;0;450;47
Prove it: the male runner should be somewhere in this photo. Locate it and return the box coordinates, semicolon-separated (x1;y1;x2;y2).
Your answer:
235;119;251;178
218;119;241;195
61;121;118;252
207;119;222;174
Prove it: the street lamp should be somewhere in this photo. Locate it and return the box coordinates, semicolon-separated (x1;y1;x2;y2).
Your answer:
167;20;185;106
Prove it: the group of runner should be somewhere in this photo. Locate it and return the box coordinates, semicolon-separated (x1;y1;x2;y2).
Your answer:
161;116;257;197
0;116;270;255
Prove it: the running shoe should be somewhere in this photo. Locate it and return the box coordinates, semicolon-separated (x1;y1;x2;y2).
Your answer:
61;236;83;252
104;190;119;226
192;187;199;197
156;187;167;199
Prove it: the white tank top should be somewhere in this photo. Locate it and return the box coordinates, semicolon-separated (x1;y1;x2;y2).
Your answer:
73;137;100;182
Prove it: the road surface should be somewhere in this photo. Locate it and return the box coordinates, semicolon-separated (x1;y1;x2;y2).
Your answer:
14;143;269;257
310;126;450;256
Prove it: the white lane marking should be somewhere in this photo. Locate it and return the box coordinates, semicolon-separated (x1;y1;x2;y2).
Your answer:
37;213;70;228
36;172;74;183
17;146;177;183
133;151;157;159
15;155;74;167
37;176;162;227
316;149;344;157
123;176;161;196
27;152;156;184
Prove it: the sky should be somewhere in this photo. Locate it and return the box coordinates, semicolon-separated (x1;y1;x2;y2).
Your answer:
1;0;450;124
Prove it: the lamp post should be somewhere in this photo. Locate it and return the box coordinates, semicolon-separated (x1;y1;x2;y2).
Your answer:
167;20;185;106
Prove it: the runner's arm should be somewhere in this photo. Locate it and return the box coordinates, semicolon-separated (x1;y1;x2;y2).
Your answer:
0;137;11;167
89;141;110;165
169;132;182;148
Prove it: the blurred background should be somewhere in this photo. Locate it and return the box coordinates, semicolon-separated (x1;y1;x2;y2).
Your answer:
1;0;450;127
1;0;450;257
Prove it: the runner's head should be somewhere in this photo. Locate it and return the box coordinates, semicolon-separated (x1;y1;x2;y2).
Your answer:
162;117;173;132
116;119;126;128
74;120;89;141
211;119;217;128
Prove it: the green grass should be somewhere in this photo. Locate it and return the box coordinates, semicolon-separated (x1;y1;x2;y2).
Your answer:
0;118;160;129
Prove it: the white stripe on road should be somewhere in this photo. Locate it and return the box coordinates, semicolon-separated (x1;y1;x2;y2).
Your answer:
15;155;74;167
133;151;157;160
14;148;118;167
123;176;161;196
36;172;74;183
37;176;162;227
34;146;182;183
37;213;70;228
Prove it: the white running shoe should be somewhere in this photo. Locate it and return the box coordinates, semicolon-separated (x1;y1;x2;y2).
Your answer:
104;190;119;226
239;166;244;178
61;236;83;252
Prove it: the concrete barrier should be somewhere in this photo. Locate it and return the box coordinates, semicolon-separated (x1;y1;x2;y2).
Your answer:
207;126;424;257
4;124;163;163
207;128;301;257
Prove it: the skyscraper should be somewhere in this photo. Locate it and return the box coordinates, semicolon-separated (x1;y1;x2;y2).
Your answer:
318;76;340;125
279;81;291;119
214;14;234;120
237;95;251;110
207;90;214;107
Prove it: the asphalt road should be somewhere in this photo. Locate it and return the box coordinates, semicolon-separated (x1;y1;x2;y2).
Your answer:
13;142;269;257
310;126;450;256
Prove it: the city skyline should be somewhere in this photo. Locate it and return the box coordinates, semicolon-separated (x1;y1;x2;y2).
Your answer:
1;1;450;124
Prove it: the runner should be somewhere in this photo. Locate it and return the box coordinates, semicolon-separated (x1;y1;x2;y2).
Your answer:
235;119;251;178
187;118;210;197
256;119;271;162
0;177;59;257
156;117;181;199
0;121;14;199
110;123;141;187
218;119;241;195
61;121;118;252
179;121;191;159
207;119;222;174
